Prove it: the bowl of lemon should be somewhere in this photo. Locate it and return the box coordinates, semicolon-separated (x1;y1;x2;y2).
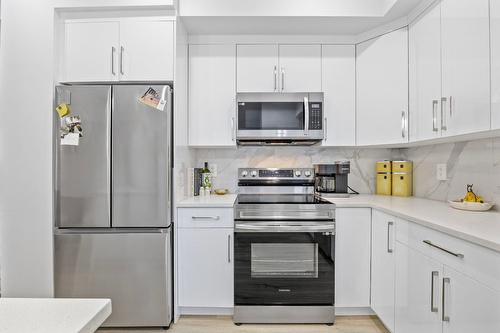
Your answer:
449;184;494;212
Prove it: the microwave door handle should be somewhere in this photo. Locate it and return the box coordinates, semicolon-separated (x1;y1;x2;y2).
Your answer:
304;96;309;135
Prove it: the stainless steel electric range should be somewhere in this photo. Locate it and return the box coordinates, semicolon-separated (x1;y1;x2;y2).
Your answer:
233;168;336;325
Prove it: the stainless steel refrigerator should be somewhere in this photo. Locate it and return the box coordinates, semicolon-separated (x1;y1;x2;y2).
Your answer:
53;85;172;328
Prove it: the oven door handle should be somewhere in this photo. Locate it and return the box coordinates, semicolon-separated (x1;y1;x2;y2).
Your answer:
235;223;335;233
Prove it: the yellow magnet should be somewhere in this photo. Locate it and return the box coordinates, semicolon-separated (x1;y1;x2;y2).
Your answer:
56;103;70;118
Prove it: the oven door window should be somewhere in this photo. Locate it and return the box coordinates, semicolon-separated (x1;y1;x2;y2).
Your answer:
251;243;318;278
238;102;304;130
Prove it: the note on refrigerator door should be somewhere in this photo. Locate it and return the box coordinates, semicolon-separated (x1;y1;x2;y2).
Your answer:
138;87;167;111
61;132;80;146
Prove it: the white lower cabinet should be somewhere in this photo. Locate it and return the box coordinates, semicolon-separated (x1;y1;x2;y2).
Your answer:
335;208;371;308
442;266;500;333
395;242;443;333
371;210;396;332
177;208;234;312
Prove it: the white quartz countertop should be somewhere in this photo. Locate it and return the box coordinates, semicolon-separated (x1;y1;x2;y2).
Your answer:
325;194;500;253
0;298;111;333
177;194;238;208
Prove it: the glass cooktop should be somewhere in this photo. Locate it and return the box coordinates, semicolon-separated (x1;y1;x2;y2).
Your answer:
236;194;332;205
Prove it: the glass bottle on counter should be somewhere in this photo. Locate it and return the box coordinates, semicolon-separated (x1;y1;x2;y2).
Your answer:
201;162;212;195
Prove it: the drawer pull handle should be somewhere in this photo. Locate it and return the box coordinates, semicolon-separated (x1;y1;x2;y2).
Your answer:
423;240;464;258
192;216;220;221
442;277;451;322
431;271;439;313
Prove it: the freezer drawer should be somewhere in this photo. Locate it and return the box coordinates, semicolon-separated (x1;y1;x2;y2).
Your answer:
54;230;171;327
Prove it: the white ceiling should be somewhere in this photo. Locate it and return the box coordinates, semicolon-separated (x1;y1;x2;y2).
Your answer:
180;0;424;35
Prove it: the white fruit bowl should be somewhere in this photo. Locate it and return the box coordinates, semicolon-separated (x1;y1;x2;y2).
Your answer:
448;200;495;212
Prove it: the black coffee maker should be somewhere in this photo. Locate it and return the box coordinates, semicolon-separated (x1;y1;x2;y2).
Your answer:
314;161;350;196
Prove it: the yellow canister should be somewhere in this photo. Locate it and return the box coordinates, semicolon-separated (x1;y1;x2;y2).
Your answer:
392;172;413;197
392;160;413;173
376;160;392;173
376;173;392;195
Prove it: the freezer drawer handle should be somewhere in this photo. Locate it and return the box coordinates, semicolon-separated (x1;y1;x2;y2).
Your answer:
191;216;220;221
423;240;464;258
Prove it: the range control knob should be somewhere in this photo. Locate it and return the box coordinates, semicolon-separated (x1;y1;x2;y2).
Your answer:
241;170;248;177
251;170;258;178
295;170;302;177
304;170;311;177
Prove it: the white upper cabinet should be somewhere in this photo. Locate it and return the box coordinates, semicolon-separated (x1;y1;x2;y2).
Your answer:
119;19;174;81
321;45;356;146
236;44;321;93
356;28;409;146
64;21;120;82
491;0;500;129
409;2;443;141
440;0;490;136
189;44;236;147
63;18;174;82
371;210;397;332
237;44;279;93
278;45;322;92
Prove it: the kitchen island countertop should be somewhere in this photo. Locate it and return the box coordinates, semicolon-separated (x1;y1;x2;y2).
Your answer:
0;298;111;333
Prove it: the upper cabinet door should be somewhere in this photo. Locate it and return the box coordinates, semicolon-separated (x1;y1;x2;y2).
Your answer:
120;20;174;81
64;21;120;82
189;44;236;147
441;0;490;136
279;45;322;92
321;45;356;146
356;28;409;146
237;44;279;92
491;0;500;129
409;2;443;142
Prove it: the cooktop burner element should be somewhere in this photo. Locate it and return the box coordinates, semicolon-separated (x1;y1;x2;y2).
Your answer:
236;194;331;205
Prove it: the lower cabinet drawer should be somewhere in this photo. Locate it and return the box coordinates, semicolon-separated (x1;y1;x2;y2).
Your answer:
396;219;500;292
178;207;234;228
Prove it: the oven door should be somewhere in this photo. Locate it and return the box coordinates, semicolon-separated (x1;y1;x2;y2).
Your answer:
234;221;335;306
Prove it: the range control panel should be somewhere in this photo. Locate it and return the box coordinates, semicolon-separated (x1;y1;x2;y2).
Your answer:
238;168;314;180
308;102;323;130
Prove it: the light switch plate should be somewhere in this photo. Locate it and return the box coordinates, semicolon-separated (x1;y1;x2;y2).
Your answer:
436;164;447;181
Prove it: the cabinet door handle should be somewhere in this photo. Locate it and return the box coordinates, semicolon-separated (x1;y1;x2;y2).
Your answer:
227;234;231;263
387;221;394;253
231;117;235;141
111;47;116;75
401;111;406;139
442;277;450;322
324;117;328;141
120;46;125;75
441;97;447;130
274;66;277;91
431;271;439;313
191;216;220;221
449;96;453;117
432;100;439;132
281;67;285;91
423;240;464;258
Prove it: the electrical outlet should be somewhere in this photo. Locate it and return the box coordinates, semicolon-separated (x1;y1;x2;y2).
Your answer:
436;164;447;181
209;163;218;177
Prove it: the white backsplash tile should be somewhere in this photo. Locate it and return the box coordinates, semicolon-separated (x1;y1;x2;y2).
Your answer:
397;137;500;206
194;146;393;194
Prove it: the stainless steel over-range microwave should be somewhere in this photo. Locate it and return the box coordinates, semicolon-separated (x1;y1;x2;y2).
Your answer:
236;92;324;146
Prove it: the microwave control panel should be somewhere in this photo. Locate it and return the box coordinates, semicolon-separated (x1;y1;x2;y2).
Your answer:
309;102;323;130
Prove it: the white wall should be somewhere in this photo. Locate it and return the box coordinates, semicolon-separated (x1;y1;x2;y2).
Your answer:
0;0;175;297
